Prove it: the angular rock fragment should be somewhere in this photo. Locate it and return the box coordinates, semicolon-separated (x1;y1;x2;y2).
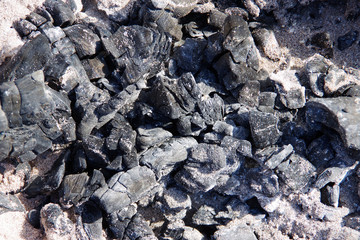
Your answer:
258;91;277;112
0;81;22;128
64;24;102;59
208;9;227;29
40;203;75;240
257;144;293;169
324;65;360;95
78;201;103;240
306;97;360;150
44;0;75;27
106;25;171;86
60;173;89;207
15;19;37;37
247;168;279;197
108;204;137;239
237;80;260;107
81;55;110;80
0;193;25;214
95;0;136;23
82;135;110;168
270;70;306;109
0;34;52;81
124;214;157;240
41;26;66;44
137;126;173;150
198;94;224;125
276;153;316;192
213;219;257;240
162;187;191;220
193;205;218;225
92;187;130;215
151;0;199;18
252;28;281;61
337;30;358;51
249;111;280;149
26;12;48;27
305;54;330;97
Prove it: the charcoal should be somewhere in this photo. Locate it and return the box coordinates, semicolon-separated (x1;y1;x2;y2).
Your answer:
26;12;48;27
60;173;89;207
252;28;281;61
162;187;191;220
106;25;171;86
204;32;225;64
306;97;360;151
213;121;249;139
237;80;260;107
270;70;306;109
124;214;156;240
0;81;22;128
258;91;277;112
15;19;37;37
196;68;226;95
247;168;279;197
78;201;103;240
213;220;257;240
41;26;66;43
40;203;75;240
108;166;157;203
143;8;182;41
108;205;137;239
44;0;75;27
64;24;102;59
177;113;207;136
208;9;228;29
249;111;280;149
140;137;197;178
82;135;110;168
81;55;110;80
92;187;131;215
173;38;207;74
198;93;224;125
105;118;136;153
337;30;358;51
72;148;87;173
136;126;173;150
276;153;316;192
53;37;76;56
0;34;52;81
307;135;335;169
0;193;25;214
24;150;69;197
262;144;294;169
315;163;357;189
193;205;218;225
150;0;199;18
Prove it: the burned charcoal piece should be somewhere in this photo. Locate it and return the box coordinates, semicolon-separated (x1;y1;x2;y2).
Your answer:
78;201;103;240
136;126;173;150
64;24;102;59
73;148;87;173
311;32;333;49
41;26;66;44
122;150;139;169
0;81;22;128
198;94;224;125
0;193;25;214
237;80;260;107
124;214;156;239
60;173;89;207
252;28;281;61
82;135;110;168
173;38;207;74
0;34;52;81
249;111;280;149
337;30;358;51
81;55;110;80
248;168;279;197
28;209;41;228
92;187;130;215
40;203;75;239
53;37;76;57
26;12;47;27
106;155;123;172
208;9;228;29
44;0;75;27
276;153;316;192
24;150;69;197
108;205;137;239
162;187;191;220
264;144;293;170
15;19;37;37
204;32;225;64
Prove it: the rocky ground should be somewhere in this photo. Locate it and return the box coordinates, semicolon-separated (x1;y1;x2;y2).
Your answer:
0;0;360;239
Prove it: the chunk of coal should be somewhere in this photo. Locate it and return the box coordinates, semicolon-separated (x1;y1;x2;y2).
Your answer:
81;55;110;80
177;113;207;136
270;70;306;109
15;19;37;37
41;26;66;44
0;81;22;128
108;204;137;239
136;126;173;150
124;214;156;240
249;111;280;149
337;30;358;51
106;25;171;86
311;32;333;49
26;12;48;27
60;173;89;207
237;80;260;107
247;168;279;197
63;24;102;59
208;9;227;29
0;193;25;214
173;38;207;74
78;201;103;240
198;94;224;125
92;187;131;215
0;34;52;81
204;32;225;64
193;205;218;225
44;0;75;27
24;150;69;197
276;153;316;192
141;137;197;179
306;97;360;150
82;135;110;168
108;166;157;203
213;220;257;240
307;135;335;169
40;203;75;240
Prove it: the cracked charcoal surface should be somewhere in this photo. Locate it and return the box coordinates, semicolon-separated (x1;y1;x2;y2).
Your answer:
0;0;360;240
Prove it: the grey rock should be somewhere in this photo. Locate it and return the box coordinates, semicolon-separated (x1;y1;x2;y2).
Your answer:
258;91;277;112
270;70;306;109
263;144;294;169
177;113;207;136
78;201;103;240
26;12;47;27
44;0;75;27
0;106;8;132
237;80;260;107
108;205;137;239
106;25;171;86
315;163;357;189
213;121;249;140
193;205;218;225
92;187;131;215
60;173;89;207
307;135;335;169
0;34;52;81
108;166;157;202
95;0;136;23
321;183;340;207
0;81;22;128
248;168;279;197
276;153;316;192
24;150;69;197
82;135;110;168
338;30;358;51
305;55;329;97
53;37;76;56
215;198;249;221
198;94;224;125
124;214;156;240
344;214;360;231
0;193;25;214
252;28;281;61
208;9;227;29
140;137;197;179
324;65;359;95
137;126;173;150
213;219;257;240
162;187;191;220
41;26;66;43
151;0;199;18
249;111;280;149
204;32;225;64
64;24;101;59
173;38;207;74
40;203;75;240
143;8;182;41
306;97;360;150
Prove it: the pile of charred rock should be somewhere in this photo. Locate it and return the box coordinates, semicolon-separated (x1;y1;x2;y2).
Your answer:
0;0;360;239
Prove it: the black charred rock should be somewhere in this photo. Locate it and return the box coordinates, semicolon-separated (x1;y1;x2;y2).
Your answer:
247;168;279;197
41;26;66;44
81;55;110;80
24;150;69;197
0;81;22;128
237;80;260;107
204;32;225;64
78;201;103;240
198;93;224;125
44;0;75;27
108;205;137;239
82;135;110;168
124;214;156;240
249;111;280;149
136;126;173;150
105;25;171;86
63;24;102;59
26;12;47;27
15;19;37;37
0;34;52;82
337;30;358;51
